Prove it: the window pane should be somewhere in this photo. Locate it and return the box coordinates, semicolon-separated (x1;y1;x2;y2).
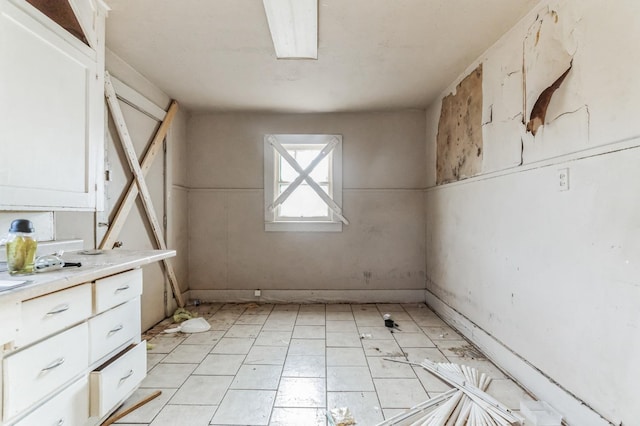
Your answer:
279;184;329;218
309;156;329;181
295;149;321;169
280;157;297;182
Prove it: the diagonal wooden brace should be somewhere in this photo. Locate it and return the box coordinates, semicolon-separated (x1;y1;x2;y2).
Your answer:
104;72;185;308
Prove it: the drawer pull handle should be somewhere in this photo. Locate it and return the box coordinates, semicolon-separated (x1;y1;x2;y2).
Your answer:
115;285;130;292
41;357;65;372
46;304;70;316
108;324;124;335
119;369;134;383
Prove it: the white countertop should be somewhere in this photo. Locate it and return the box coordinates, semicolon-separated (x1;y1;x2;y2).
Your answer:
0;249;176;303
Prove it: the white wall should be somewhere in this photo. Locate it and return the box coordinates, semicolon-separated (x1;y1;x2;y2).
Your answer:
187;112;427;302
425;1;640;424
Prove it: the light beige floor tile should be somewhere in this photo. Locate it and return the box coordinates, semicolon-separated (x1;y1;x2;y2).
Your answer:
262;319;296;332
193;354;246;375
288;339;325;356
113;388;176;423
353;315;382;327
393;332;436;348
367;357;416;378
225;324;263;338
269;407;326;426
325;304;352;312
146;336;186;354
410;315;447;327
162;344;213;364
403;347;449;364
412;366;454;393
150;404;216;426
235;314;269;325
351;304;379;312
325;311;354;321
327;391;384;425
254;331;292;346
445;356;508;379
486;379;533;410
211;390;276;425
390;321;422;332
435;339;485;359
326;332;362;347
147;353;166;372
181;330;226;345
275;377;326;408
326;366;375;391
357;326;395;340
326;347;367;366
211;337;255;354
206;319;235;330
299;304;326;312
169;375;233;405
362;339;404;357
374;378;429;409
376;303;405;312
326;320;357;333
292;325;326;339
282;355;326;378
244;304;275;315
382;408;408;419
245;345;288;365
273;304;300;311
421;325;464;340
296;313;325;326
231;364;282;390
142;363;196;388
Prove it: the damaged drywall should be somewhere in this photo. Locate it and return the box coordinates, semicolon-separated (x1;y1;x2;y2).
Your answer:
481;31;526;172
436;64;483;184
521;2;589;163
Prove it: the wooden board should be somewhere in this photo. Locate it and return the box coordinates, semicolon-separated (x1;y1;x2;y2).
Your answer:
436;64;483;184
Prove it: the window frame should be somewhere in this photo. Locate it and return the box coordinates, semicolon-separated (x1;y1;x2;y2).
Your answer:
264;134;344;232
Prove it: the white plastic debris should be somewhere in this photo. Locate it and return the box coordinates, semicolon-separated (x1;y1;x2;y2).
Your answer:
520;400;563;425
164;317;211;333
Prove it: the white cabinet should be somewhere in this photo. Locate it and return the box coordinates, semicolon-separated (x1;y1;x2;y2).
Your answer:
1;268;145;425
0;0;106;211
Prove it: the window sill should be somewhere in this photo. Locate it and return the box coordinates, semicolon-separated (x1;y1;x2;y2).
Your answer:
264;221;343;232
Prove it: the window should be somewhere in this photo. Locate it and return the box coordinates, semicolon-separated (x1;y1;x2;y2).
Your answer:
264;134;347;232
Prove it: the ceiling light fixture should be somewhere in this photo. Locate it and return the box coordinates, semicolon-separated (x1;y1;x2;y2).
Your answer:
262;0;318;59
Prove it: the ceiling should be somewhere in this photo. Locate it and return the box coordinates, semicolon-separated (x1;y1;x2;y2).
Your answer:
105;0;539;113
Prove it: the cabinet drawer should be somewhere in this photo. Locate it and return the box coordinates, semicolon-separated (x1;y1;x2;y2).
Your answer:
89;298;140;364
93;269;142;313
4;323;89;420
90;341;146;418
14;376;89;426
16;283;92;347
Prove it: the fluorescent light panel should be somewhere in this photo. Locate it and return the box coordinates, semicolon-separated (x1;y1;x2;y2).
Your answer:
263;0;317;59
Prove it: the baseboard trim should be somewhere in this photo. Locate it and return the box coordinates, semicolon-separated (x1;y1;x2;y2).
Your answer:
186;289;426;304
425;289;614;426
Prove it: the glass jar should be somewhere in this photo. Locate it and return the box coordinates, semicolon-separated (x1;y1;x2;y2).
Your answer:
5;219;37;275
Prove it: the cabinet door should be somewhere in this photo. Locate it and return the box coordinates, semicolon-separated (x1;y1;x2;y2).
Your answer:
0;0;103;210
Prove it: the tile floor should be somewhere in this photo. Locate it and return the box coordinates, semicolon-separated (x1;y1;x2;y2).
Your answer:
113;303;531;425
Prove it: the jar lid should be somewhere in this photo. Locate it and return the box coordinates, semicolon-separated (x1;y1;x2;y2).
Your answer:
9;219;34;233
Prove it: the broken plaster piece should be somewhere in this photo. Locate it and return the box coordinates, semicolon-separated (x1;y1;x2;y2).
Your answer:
526;62;572;136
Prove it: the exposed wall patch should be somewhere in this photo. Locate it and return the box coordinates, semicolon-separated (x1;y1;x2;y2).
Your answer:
436;64;483;185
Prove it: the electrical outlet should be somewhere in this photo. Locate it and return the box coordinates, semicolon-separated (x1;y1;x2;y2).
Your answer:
558;168;569;191
254;289;261;297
